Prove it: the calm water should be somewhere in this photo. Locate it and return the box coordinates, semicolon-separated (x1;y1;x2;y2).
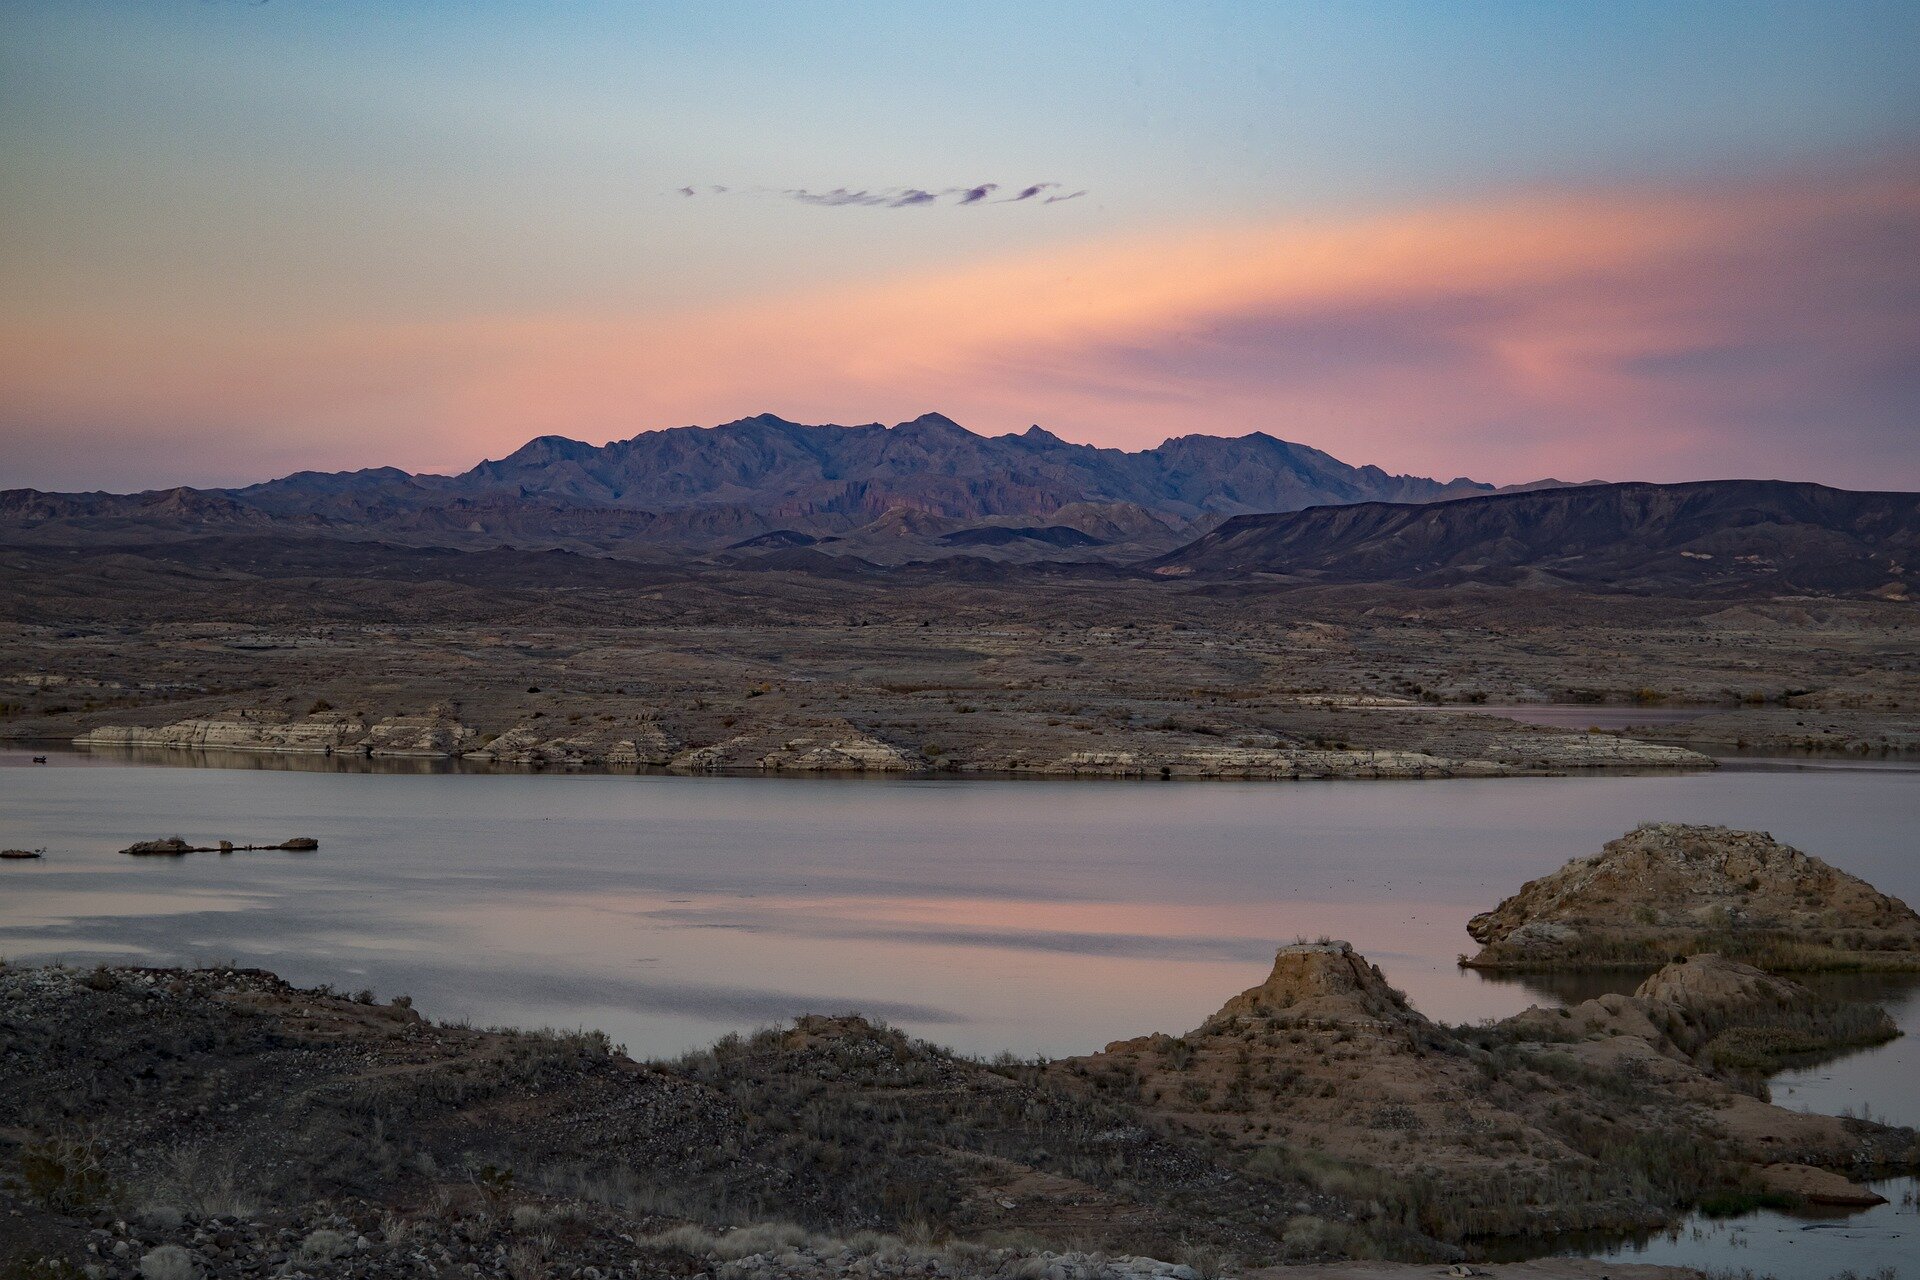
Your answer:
1588;1175;1920;1276
3;746;1917;1276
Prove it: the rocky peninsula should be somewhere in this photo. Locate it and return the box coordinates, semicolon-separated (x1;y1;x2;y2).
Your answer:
3;935;1912;1278
1076;943;1910;1242
1462;824;1920;971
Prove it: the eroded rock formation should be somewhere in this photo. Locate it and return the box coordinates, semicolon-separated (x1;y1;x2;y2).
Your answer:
1463;823;1920;970
1066;941;1914;1240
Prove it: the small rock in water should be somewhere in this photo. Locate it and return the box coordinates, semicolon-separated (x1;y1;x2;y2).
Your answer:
122;837;195;856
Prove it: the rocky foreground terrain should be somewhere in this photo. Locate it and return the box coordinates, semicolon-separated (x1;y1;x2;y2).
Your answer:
4;916;1914;1276
1463;824;1920;971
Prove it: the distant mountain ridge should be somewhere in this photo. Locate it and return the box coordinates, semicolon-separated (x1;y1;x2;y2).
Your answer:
2;412;1510;558
3;473;1913;600
1148;480;1920;598
235;412;1497;520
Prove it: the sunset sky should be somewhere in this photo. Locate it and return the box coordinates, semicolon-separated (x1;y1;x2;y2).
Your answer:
2;1;1915;491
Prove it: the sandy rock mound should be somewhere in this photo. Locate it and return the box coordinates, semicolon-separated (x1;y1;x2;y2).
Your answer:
1755;1162;1888;1207
1072;942;1915;1240
1210;941;1419;1026
1463;823;1920;970
1633;951;1802;1007
1082;943;1677;1238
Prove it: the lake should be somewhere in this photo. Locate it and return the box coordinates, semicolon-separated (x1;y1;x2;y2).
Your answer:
3;744;1916;1277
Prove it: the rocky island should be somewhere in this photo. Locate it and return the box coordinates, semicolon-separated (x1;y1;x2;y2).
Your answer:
119;836;319;857
1462;823;1920;971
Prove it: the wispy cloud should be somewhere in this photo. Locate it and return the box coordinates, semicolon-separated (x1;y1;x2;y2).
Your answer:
787;187;892;207
676;182;1081;210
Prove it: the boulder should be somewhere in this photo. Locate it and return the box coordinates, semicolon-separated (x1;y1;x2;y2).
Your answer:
1755;1162;1888;1207
122;837;195;856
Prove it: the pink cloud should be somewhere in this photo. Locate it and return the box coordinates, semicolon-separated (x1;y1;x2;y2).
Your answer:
2;155;1915;490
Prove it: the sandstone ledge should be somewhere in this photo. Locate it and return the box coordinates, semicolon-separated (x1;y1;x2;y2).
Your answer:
68;711;1715;781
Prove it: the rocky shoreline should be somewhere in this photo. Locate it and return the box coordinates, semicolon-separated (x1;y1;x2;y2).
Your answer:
61;707;1711;781
5;943;1914;1274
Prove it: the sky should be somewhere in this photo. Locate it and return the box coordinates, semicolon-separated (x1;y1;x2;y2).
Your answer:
0;0;1915;491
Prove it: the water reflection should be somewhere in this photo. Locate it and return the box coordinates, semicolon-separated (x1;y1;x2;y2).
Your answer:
5;747;1914;1063
1773;973;1920;1130
1466;967;1653;1009
1580;1175;1919;1280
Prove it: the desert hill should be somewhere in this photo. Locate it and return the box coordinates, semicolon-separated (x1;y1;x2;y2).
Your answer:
1148;479;1920;598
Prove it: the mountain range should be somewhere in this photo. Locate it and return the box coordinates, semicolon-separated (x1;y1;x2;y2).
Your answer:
3;414;1913;599
0;413;1509;560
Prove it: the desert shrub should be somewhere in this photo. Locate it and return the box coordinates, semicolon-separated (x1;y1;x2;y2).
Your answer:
296;1230;349;1264
136;1246;198;1280
1281;1213;1351;1259
643;1222;818;1263
18;1135;115;1213
132;1145;260;1219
